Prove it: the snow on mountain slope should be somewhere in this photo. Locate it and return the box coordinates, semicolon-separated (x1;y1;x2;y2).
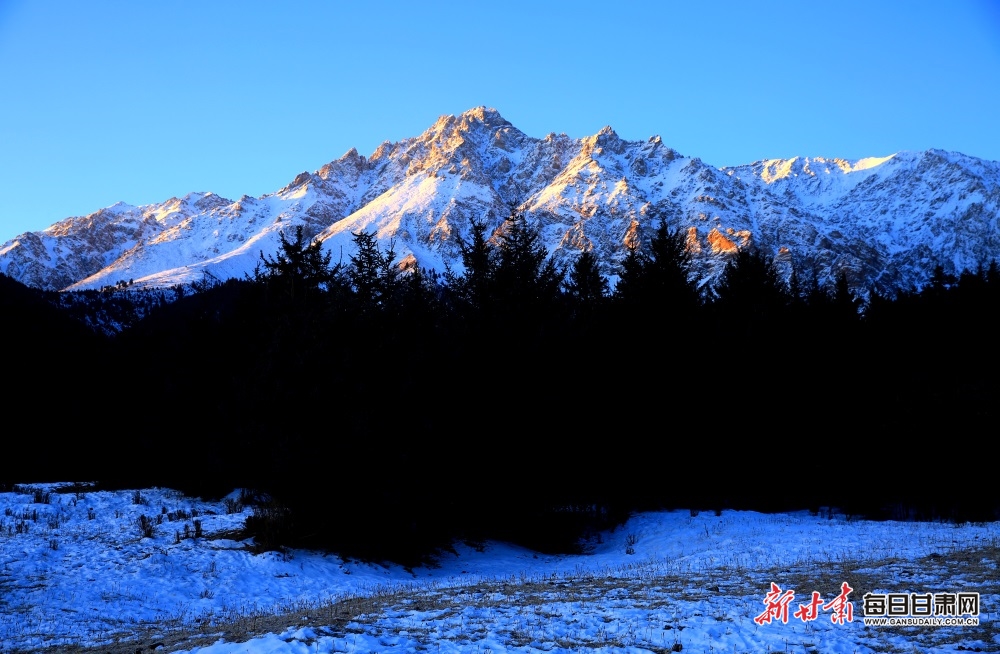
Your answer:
3;107;999;293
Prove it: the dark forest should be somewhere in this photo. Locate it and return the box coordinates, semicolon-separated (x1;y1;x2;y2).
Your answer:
3;216;997;564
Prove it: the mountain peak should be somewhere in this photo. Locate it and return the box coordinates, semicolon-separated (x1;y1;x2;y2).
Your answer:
317;148;367;180
413;108;520;167
429;107;512;135
579;125;624;155
459;106;508;125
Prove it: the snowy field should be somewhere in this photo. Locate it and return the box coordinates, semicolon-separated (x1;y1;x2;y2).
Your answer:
1;483;997;653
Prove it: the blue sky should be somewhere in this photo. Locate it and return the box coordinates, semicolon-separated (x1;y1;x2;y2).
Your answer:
2;0;999;239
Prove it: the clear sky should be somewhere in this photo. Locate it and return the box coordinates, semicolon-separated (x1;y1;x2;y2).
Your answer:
2;0;999;239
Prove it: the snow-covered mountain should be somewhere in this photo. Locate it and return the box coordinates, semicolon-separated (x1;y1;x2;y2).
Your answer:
3;106;999;293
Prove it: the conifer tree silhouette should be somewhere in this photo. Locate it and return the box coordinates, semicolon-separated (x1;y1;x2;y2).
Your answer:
347;230;398;314
492;213;563;310
564;249;609;306
257;226;337;302
712;246;789;319
614;220;697;311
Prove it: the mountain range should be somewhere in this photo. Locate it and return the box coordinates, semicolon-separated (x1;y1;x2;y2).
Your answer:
3;106;999;294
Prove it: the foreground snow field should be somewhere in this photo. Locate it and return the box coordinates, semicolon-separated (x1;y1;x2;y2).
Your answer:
1;483;997;653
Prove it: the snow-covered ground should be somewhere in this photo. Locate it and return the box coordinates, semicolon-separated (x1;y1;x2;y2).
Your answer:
1;483;997;653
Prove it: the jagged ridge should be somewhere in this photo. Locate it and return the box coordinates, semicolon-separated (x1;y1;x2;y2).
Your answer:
2;107;999;293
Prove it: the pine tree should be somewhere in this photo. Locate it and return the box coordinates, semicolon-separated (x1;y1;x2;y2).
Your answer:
614;221;698;312
447;214;564;315
831;270;862;321
805;266;830;308
446;219;496;312
564;249;609;306
613;243;646;305
347;230;398;313
645;221;698;310
257;226;337;302
712;246;789;319
492;213;563;308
